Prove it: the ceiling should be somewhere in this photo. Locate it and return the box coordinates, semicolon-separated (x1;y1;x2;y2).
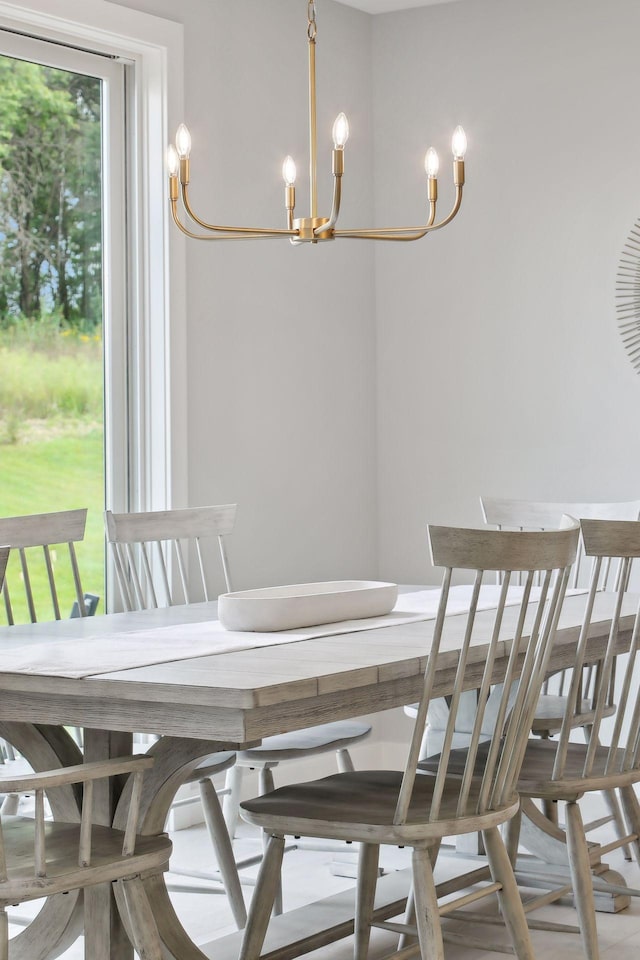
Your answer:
338;0;462;13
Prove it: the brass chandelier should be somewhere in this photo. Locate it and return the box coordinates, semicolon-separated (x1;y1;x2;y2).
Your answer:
167;1;467;244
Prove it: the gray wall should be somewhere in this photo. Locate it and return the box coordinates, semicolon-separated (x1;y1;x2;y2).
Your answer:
109;0;378;593
373;0;640;585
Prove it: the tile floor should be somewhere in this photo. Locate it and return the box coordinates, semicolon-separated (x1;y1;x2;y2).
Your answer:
11;793;640;959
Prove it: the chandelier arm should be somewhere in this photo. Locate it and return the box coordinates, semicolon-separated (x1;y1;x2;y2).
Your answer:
314;177;342;236
333;231;431;242
181;185;298;237
334;188;462;240
171;203;283;240
333;200;436;239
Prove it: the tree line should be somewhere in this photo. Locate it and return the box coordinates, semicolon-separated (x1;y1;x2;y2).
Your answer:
0;56;102;330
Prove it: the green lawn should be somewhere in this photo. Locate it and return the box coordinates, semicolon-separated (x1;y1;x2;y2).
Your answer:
0;429;104;623
0;322;105;624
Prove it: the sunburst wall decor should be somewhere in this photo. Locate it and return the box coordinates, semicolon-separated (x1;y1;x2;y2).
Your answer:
616;219;640;373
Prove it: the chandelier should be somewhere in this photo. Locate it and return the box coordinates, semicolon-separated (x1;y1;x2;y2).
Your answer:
167;1;467;244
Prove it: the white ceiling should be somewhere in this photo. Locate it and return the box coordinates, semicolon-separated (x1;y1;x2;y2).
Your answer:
338;0;462;14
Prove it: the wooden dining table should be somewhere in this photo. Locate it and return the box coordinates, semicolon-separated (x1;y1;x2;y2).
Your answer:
0;587;636;960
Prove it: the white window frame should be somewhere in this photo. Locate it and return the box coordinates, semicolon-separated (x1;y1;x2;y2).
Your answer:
0;0;188;518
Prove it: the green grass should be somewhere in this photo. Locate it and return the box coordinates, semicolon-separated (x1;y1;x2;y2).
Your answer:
0;431;104;623
0;326;105;624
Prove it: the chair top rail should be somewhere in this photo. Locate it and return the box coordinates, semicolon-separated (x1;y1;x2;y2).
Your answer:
0;509;87;549
105;504;237;543
428;520;578;572
481;496;640;530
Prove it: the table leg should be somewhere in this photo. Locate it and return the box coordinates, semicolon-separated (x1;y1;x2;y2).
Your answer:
84;729;134;960
112;736;243;960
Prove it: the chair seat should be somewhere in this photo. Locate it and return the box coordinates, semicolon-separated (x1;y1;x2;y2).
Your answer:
0;816;172;905
531;695;616;735
236;720;371;765
518;738;640;800
240;769;518;844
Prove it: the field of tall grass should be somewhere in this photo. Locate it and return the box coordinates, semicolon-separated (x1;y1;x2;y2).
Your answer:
0;320;104;623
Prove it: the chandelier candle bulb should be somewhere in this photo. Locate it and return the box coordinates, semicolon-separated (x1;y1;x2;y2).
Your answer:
167;1;467;243
282;155;297;186
167;145;179;177
332;112;349;149
175;123;192;159
452;125;467;159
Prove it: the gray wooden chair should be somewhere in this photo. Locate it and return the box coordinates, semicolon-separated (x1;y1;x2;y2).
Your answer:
481;496;640;852
0;755;170;960
0;508;93;625
0;511;97;810
506;517;640;960
238;520;579;960
105;504;370;919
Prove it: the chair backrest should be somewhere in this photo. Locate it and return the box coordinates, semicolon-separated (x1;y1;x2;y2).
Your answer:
396;520;579;825
480;497;640;590
0;547;8;593
105;504;237;611
0;509;89;624
550;518;640;780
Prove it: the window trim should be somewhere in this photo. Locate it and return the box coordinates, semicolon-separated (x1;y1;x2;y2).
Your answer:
0;0;188;517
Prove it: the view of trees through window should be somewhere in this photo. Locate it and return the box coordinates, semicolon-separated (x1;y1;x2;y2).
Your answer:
0;54;105;622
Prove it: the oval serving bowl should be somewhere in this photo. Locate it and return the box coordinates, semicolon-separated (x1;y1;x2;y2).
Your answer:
218;580;398;633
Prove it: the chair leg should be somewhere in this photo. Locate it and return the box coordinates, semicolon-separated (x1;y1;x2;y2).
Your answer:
411;845;444;960
398;889;416;951
258;768;283;916
0;907;7;960
239;834;285;960
337;748;355;773
118;875;163;960
354;843;379;960
199;776;247;929
398;839;440;951
504;805;522;866
483;825;534;960
619;785;640;868
565;800;600;960
602;788;632;861
0;794;19;817
223;764;244;838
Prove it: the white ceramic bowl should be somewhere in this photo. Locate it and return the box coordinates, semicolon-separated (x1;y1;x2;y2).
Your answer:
218;580;398;633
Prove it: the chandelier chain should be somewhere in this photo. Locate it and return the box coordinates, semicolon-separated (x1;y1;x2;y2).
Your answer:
307;1;317;41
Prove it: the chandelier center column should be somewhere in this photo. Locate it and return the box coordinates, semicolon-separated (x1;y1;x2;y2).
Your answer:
308;1;318;219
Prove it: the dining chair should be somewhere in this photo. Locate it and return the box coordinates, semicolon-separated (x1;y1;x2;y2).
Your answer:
0;754;170;960
104;503;371;917
0;510;97;812
480;496;640;852
238;520;579;960
0;508;94;624
505;517;640;960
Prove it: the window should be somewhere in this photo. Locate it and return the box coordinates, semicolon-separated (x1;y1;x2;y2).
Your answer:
0;0;187;610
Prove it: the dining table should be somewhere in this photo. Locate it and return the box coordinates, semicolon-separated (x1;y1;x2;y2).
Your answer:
0;585;636;960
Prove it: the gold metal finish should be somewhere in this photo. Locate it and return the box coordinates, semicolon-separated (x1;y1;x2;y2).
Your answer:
167;1;466;246
308;33;318;219
293;216;333;242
